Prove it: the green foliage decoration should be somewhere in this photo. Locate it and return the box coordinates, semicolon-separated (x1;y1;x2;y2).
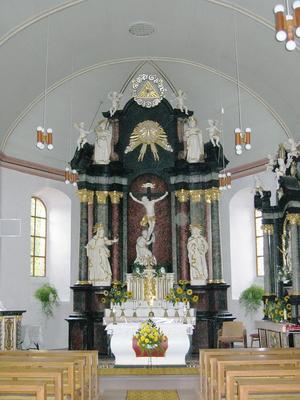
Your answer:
239;284;264;315
34;283;59;318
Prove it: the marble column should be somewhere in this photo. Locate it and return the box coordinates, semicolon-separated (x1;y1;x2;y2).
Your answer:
109;191;123;281
205;190;213;282
87;193;94;241
287;214;300;294
77;189;94;284
95;191;109;233
262;224;275;295
210;188;223;283
175;189;190;281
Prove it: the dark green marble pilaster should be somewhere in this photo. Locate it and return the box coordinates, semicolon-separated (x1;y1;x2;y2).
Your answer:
95;191;109;234
189;190;206;235
211;189;223;282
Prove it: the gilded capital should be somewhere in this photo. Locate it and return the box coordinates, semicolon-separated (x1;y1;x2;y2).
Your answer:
204;190;211;204
109;191;123;204
287;213;300;225
77;189;94;203
175;189;189;203
96;191;109;204
189;190;204;203
262;224;274;235
211;187;220;202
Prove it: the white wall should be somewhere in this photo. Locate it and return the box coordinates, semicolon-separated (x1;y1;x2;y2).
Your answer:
0;166;80;349
220;169;276;338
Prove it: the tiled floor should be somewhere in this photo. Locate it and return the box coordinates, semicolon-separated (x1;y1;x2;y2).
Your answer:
99;374;200;400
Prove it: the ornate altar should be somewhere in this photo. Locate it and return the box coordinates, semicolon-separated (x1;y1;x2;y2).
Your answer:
66;74;233;355
0;310;25;350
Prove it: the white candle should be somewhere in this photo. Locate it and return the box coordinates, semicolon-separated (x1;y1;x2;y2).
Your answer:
284;309;287;320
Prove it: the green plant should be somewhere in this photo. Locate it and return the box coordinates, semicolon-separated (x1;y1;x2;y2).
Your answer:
34;283;59;318
239;284;264;315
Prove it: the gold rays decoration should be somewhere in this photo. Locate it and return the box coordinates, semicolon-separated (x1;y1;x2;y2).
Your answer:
125;120;173;162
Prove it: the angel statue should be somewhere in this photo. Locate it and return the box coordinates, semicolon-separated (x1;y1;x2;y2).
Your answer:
108;91;122;117
175;89;188;114
206;119;221;147
74;122;91;150
94;119;112;164
183;116;204;163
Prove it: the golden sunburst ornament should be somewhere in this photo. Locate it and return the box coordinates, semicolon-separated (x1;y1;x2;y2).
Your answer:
125;120;173;162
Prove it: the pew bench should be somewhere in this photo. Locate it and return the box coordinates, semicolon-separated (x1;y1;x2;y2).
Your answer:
0;380;47;400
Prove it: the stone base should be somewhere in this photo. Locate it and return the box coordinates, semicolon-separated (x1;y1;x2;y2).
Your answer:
191;279;207;286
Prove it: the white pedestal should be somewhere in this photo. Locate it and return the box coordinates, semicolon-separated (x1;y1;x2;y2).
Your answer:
106;320;193;365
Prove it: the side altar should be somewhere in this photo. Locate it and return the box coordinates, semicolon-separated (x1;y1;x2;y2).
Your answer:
66;74;233;357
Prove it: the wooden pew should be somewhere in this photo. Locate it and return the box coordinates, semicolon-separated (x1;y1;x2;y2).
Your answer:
212;354;300;400
225;365;300;400
0;367;64;400
0;358;78;400
235;376;300;400
200;348;300;400
0;349;98;400
0;380;47;400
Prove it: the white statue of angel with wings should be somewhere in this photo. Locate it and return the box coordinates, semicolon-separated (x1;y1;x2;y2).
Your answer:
108;91;122;117
206;119;221;147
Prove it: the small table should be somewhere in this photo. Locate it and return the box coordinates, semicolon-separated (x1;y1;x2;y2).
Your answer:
106;319;193;365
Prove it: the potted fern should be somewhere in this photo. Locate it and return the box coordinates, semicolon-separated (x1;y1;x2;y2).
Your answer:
239;284;264;315
34;283;59;318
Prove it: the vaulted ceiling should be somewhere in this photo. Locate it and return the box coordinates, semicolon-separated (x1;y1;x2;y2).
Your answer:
0;0;299;171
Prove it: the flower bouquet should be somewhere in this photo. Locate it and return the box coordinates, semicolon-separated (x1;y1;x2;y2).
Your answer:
103;281;132;306
165;280;199;305
132;319;168;357
264;295;292;322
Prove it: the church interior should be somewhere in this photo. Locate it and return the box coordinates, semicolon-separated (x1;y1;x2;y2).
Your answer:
1;1;300;399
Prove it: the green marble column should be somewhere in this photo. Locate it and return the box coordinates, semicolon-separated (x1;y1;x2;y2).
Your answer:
262;224;275;295
77;189;94;284
95;191;109;234
288;215;300;294
210;188;223;283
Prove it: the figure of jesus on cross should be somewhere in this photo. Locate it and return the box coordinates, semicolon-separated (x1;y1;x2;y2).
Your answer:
129;183;168;240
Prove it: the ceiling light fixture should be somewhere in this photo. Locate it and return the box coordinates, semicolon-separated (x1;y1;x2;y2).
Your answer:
36;17;53;150
233;19;251;156
274;1;300;51
129;22;155;37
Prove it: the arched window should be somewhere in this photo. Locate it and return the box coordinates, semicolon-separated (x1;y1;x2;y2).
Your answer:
30;197;47;277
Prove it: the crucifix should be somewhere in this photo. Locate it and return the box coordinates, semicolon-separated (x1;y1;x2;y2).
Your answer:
129;182;168;240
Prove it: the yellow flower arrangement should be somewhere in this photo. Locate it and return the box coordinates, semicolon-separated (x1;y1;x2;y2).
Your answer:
104;281;132;305
264;295;291;323
134;319;165;351
165;280;199;305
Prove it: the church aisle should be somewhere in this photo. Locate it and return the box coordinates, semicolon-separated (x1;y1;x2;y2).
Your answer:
99;372;199;400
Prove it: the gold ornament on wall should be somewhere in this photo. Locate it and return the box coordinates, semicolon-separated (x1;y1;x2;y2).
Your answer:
125;120;173;162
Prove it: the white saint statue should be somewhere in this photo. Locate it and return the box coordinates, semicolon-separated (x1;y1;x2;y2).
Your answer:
175;89;188;114
184;116;204;163
134;229;157;267
86;224;118;286
74;122;91;150
129;191;168;239
108;91;122;117
206;119;221;147
94;119;112;165
187;225;208;285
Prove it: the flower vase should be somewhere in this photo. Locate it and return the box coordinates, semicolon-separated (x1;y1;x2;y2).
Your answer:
174;303;179;318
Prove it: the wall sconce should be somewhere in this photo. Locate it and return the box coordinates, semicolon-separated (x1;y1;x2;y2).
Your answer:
218;172;232;190
36;127;53;150
65;167;78;186
235;128;251;155
274;1;300;51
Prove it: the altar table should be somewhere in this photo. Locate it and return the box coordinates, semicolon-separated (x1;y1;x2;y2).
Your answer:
106;319;193;365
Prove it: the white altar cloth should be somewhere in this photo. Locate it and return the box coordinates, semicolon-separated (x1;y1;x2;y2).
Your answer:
106;319;193;365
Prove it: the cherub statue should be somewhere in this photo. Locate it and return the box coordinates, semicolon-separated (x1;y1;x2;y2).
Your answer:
175;89;188;114
267;154;275;171
254;175;264;197
74;122;91;150
108;91;122;117
206;119;221;147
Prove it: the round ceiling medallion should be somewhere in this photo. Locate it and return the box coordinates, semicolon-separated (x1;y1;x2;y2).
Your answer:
129;22;155;37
